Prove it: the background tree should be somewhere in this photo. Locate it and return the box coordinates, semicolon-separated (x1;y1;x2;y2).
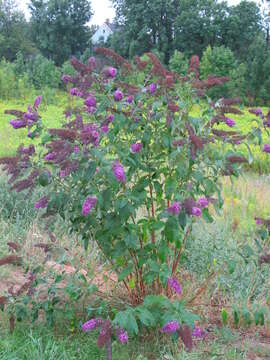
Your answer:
0;0;36;61
29;0;93;65
111;0;180;64
173;0;229;58
200;45;247;99
221;0;262;60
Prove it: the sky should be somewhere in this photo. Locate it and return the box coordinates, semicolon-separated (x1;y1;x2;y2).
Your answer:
17;0;261;26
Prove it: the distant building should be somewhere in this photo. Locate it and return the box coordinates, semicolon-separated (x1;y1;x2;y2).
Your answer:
92;19;116;44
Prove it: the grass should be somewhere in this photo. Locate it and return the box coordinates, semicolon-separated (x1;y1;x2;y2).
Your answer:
0;93;67;157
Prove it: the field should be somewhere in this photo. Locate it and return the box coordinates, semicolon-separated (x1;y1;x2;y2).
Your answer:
1;97;270;359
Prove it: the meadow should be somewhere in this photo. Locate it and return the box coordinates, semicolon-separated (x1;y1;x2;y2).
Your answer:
1;94;270;359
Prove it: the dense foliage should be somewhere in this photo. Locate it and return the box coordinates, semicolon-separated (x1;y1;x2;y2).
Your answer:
29;0;93;65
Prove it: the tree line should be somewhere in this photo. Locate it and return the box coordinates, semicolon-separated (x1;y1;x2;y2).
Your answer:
1;0;270;103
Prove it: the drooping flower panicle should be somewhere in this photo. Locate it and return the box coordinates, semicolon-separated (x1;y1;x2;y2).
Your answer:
263;144;270;153
82;318;103;332
168;277;182;294
192;207;202;217
130;142;143;153
82;196;97;216
113;161;126;183
162;320;180;333
116;328;129;343
167;202;181;215
197;197;208;208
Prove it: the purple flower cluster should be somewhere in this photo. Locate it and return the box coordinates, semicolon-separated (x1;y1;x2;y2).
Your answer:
225;117;236;127
162;320;180;333
81;123;99;146
126;95;133;104
114;89;124;101
168;277;182;294
82;196;97;216
148;83;157;95
44;152;57;161
249;108;263;116
197;197;208;208
70;88;83;97
82;318;103;332
192;207;202;217
106;66;117;78
85;94;97;107
34;95;42;110
130;142;143;153
167;202;181;215
263;144;270;153
101;124;109;133
192;326;206;338
10;119;27;129
34;196;49;209
113;161;126;183
116;328;129;343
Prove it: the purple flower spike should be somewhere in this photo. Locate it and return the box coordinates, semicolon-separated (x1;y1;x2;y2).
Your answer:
106;114;114;123
34;95;42;110
192;326;206;338
130;142;143;153
249;108;263;116
167;202;181;215
148;83;157;95
10;119;27;129
70;88;83;97
225;117;236;127
82;196;97;216
44;152;56;161
84;94;97;107
197;197;208;208
86;106;97;114
88;56;96;69
101;124;109;133
168;277;182;294
192;207;202;217
62;74;73;83
107;66;117;78
116;329;129;343
256;218;264;225
73;145;80;153
113;161;126;183
114;89;124;102
126;95;133;104
162;320;180;334
34;196;49;209
82;318;103;332
263;144;270;153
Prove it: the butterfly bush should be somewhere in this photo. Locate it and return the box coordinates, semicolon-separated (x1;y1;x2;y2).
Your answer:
1;49;266;352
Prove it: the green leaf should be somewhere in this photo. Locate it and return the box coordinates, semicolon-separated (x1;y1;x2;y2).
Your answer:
85;161;96;178
221;308;228;325
233;306;240;326
165;178;177;198
135;307;156;327
114;309;138;335
118;265;133;282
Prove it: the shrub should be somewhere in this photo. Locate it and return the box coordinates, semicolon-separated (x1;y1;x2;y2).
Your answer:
169;50;188;76
200;46;247;100
0;50;265;355
26;54;61;89
0;59;33;100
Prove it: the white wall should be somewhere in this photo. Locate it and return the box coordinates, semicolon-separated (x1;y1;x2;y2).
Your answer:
92;24;113;44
